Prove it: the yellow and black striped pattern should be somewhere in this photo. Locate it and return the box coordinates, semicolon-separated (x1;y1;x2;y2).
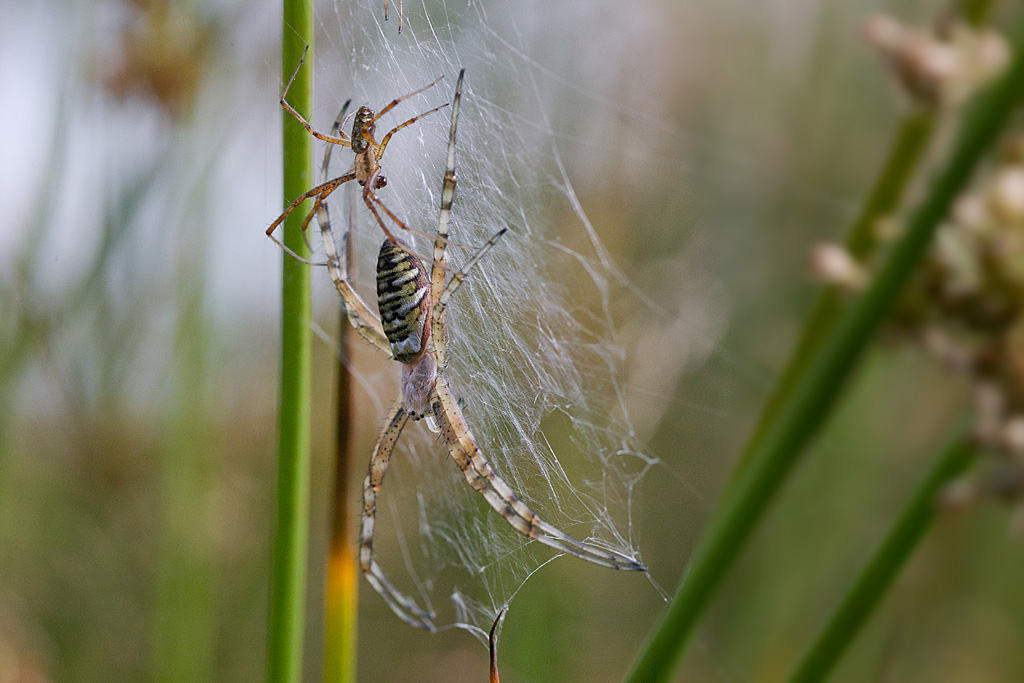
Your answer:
376;239;431;364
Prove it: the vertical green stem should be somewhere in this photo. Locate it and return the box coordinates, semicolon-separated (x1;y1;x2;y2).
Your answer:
267;5;314;682
733;0;997;479
625;18;1024;682
154;260;216;683
787;425;974;683
736;111;935;476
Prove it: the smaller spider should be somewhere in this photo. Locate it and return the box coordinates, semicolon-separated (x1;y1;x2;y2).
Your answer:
267;46;450;263
314;70;646;630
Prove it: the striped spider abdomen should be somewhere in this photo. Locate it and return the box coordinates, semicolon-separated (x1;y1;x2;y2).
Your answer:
376;239;432;364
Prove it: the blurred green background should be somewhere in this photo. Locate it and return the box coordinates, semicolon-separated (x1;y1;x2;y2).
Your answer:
2;0;1023;681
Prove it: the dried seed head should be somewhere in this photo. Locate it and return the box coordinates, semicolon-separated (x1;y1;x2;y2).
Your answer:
1004;417;1024;454
865;15;1009;107
988;167;1024;226
940;476;979;511
952;193;991;235
810;243;867;291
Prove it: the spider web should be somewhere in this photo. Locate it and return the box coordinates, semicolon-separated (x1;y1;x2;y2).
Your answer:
304;0;704;639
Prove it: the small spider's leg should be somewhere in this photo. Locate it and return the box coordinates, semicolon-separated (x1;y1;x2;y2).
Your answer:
338;110;359;148
299;194;326;253
307;101;353;255
361;399;437;630
367;75;445;128
322;100;352;185
281;48;352;147
268;174;356;265
364;189;472;248
433;378;646;572
281;100;353;146
281;44;309;100
375;101;450;159
267;172;355;247
382;0;404;32
362;190;425;266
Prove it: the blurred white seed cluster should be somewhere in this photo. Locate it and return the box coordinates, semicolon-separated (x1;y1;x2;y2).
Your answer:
832;135;1024;532
863;13;1008;107
812;14;1024;533
924;139;1024;451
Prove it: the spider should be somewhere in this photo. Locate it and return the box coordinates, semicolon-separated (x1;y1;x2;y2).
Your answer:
314;70;646;630
267;46;451;264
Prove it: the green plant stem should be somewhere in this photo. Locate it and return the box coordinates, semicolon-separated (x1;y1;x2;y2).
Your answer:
154;262;216;683
737;110;935;475
734;0;997;480
625;17;1024;683
787;424;974;683
267;6;314;683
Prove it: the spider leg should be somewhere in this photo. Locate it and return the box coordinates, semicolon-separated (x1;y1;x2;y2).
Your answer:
315;104;393;357
267;172;356;255
322;226;393;355
303;99;356;254
281;46;352;147
367;75;445;128
375;101;450;159
432;377;646;572
423;69;507;369
363;187;472;248
360;399;437;630
435;230;506;307
429;69;463;369
430;227;507;369
424;72;508;368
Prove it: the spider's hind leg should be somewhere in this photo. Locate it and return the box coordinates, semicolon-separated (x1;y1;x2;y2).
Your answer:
360;399;437;630
432;377;646;573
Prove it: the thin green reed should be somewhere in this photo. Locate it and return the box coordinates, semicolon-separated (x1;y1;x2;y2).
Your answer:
267;3;314;682
626;13;1024;682
154;238;217;683
786;424;974;683
732;0;996;479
